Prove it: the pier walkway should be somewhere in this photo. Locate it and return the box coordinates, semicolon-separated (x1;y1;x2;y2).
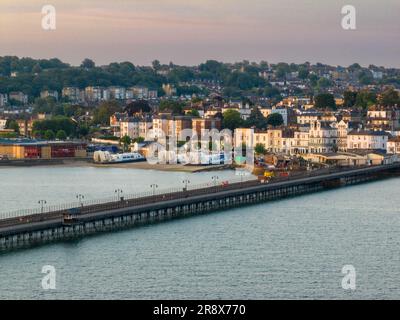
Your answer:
1;163;400;251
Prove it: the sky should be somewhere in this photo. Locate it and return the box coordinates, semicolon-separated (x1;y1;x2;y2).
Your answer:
0;0;399;67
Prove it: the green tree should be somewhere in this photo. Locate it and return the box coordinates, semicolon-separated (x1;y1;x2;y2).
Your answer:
355;90;377;109
222;109;243;130
133;136;145;143
186;109;200;117
314;93;336;110
120;135;132;152
80;58;95;69
379;88;400;107
254;143;266;155
6;120;20;133
343;91;358;108
266;113;284;127
56;130;67;140
44;129;55;140
245;106;268;129
159;100;185;115
93;101;121;125
32;130;43;139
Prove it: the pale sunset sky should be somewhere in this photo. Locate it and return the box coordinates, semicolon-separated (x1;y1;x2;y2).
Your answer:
0;0;399;67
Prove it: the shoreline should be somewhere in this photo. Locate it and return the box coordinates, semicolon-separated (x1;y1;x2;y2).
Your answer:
0;158;235;173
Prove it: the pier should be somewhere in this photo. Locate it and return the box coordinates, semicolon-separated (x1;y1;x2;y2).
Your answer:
1;163;400;252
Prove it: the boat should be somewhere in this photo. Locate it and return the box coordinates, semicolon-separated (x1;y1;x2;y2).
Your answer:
93;151;146;164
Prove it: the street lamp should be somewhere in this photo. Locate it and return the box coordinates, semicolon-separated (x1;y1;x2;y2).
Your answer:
115;189;123;200
237;170;246;187
76;194;85;206
212;175;219;187
150;184;158;196
38;200;47;213
182;179;190;191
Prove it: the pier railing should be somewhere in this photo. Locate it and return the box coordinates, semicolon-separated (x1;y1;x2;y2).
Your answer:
0;176;255;221
0;164;389;224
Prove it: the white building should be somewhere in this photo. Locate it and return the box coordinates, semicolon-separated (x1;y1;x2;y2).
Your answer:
120;117;152;139
109;86;126;100
347;130;389;151
62;87;82;102
40;90;59;100
308;121;338;153
85;86;107;102
9;92;28;104
0;93;8;107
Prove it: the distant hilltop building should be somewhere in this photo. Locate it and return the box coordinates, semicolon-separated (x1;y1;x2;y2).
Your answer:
62;87;83;103
0;93;8;107
8;91;28;104
162;84;177;97
40;90;59;100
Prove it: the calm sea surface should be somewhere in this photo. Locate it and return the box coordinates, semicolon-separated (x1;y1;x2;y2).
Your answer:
0;166;399;299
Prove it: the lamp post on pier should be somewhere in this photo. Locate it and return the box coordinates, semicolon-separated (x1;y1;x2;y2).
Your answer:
38;200;47;214
115;189;123;201
76;194;85;207
182;179;190;191
212;175;219;187
150;184;158;196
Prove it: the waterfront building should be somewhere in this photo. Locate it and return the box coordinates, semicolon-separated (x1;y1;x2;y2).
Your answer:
119;116;153;140
347;129;390;151
366;106;400;131
0;140;87;159
191;118;222;138
308;121;339;153
291;125;310;154
152;114;192;140
16;119;34;137
387;136;400;154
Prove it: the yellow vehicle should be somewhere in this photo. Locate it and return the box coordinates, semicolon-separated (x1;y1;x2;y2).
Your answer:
264;171;275;178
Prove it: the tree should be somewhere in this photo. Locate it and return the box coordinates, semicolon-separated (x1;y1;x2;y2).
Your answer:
56;130;67;140
159;100;185;115
32;130;43;139
77;125;89;138
125;100;151;115
80;58;95;69
314;93;336;110
355;90;377;109
186;109;200;117
152;60;161;71
44;129;55;140
245;106;268;129
93;101;121;125
120;135;132;152
254;143;266;155
343;91;358;108
266;113;284;127
133;136;145;143
222;109;243;131
6;120;20;133
379;88;400;107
